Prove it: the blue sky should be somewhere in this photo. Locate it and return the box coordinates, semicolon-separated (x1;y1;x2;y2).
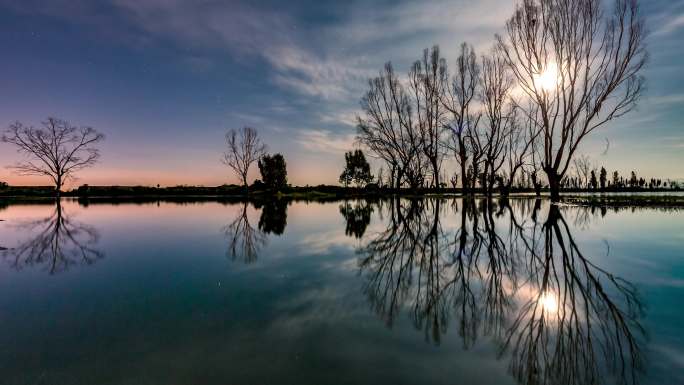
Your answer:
0;0;682;187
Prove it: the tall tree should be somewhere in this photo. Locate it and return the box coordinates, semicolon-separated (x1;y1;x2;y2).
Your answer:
222;126;266;189
480;50;515;195
442;43;481;190
497;0;646;201
2;117;104;195
599;167;607;190
409;46;448;188
258;153;287;191
590;170;598;190
357;63;423;189
501;106;541;194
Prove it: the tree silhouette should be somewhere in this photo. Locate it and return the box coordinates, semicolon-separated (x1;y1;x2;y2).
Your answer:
339;149;373;188
223;202;266;263
357;198;645;384
2;118;104;195
497;0;646;201
339;200;374;238
222;127;266;189
600;167;607;190
258;153;287;192
257;198;288;235
1;202;103;274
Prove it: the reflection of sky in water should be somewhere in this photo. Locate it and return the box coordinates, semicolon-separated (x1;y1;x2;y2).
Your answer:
0;198;681;385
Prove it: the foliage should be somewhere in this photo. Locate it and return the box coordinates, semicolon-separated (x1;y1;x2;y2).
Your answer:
340;150;373;188
258;153;287;191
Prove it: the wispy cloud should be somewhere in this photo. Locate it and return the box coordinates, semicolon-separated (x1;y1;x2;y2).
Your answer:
652;12;684;36
296;129;357;154
647;93;684;106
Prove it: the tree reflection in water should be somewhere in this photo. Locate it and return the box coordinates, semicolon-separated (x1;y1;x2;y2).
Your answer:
223;199;288;263
1;202;103;274
339;200;374;238
354;197;645;385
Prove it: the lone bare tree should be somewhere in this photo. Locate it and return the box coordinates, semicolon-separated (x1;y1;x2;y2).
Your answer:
497;0;646;201
222;126;266;189
2;117;104;195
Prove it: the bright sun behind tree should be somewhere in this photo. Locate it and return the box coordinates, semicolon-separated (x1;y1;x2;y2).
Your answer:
533;62;559;92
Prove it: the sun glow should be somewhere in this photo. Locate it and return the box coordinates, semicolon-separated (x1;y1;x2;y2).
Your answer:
538;291;559;314
533;62;559;92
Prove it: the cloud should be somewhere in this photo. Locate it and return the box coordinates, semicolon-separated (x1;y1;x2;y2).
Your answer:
647;93;684;106
296;129;357;154
652;13;684;37
319;109;359;127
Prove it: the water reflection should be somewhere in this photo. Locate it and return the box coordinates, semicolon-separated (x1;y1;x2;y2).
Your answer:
353;197;645;385
339;200;374;238
256;198;288;235
223;199;289;263
1;202;103;274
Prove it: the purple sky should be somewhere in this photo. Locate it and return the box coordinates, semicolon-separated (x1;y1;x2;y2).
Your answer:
0;0;682;187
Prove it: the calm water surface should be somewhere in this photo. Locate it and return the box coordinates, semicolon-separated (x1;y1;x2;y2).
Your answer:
0;198;682;385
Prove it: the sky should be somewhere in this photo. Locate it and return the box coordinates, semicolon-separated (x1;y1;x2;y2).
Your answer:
0;0;682;188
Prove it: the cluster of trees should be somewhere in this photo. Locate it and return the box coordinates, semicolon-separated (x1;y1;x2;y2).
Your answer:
352;197;643;384
0;1;665;201
356;0;646;201
221;126;288;192
350;197;643;385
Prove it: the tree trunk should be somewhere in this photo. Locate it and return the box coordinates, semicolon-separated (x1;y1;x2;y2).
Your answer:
545;167;561;202
432;160;440;190
56;175;62;197
459;149;468;193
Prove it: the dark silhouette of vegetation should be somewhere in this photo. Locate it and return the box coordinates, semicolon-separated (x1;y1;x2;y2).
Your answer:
600;167;607;190
339;149;374;188
357;197;645;385
223;202;265;263
1;117;104;195
222;126;266;189
258;153;288;192
354;0;646;201
256;198;288;235
339;200;374;238
497;0;646;201
0;201;103;274
223;198;289;263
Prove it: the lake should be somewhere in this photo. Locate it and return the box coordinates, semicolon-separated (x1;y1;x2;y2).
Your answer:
0;197;682;385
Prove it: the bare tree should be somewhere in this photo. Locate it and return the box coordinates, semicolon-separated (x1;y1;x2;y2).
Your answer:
442;43;481;191
480;51;515;195
1;202;103;274
2;118;104;195
409;46;449;188
500;107;540;194
573;154;593;189
497;0;647;201
223;202;266;263
357;63;423;189
222;126;266;189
